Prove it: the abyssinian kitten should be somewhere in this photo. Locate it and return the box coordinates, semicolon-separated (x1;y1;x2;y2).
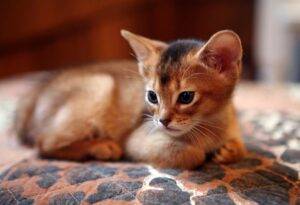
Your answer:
16;30;246;169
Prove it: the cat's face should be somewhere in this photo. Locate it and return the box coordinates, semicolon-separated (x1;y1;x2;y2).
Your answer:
122;30;242;137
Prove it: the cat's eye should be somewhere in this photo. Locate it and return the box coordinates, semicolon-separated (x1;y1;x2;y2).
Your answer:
177;91;195;104
147;91;158;104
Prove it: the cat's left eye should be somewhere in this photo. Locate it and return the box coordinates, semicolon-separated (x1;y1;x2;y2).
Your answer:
177;91;195;104
147;90;158;104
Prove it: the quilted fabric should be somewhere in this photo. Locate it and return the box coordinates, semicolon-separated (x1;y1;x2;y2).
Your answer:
0;77;299;205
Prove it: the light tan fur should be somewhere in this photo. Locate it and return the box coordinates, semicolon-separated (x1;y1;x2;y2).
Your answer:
16;61;144;160
16;30;246;169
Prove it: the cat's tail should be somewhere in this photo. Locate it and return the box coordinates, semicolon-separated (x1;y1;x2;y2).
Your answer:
14;90;38;147
15;73;56;147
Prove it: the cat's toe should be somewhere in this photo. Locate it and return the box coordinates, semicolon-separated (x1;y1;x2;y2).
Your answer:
213;141;246;164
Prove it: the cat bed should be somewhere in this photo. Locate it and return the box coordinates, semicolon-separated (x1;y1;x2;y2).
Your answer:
0;76;299;205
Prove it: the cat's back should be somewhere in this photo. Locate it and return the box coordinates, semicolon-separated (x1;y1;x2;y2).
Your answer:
48;60;141;90
16;61;145;147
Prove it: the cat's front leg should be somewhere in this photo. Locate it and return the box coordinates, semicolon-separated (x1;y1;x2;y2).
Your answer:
213;138;246;164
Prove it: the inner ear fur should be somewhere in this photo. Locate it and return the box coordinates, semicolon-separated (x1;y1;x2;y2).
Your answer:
198;30;243;78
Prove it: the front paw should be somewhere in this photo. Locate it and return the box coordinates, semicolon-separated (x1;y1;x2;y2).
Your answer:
213;139;246;164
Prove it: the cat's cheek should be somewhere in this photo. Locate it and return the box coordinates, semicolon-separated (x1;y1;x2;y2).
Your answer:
193;99;219;117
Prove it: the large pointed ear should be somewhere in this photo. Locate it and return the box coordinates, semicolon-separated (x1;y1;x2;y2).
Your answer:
121;30;167;63
198;30;243;79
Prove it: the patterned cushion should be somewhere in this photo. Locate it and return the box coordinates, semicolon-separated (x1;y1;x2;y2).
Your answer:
0;77;299;205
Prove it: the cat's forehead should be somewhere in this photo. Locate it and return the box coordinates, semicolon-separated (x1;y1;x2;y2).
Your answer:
160;39;203;65
155;40;204;85
149;69;195;93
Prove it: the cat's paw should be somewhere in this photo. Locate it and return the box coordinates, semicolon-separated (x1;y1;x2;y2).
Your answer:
89;140;123;160
213;139;246;164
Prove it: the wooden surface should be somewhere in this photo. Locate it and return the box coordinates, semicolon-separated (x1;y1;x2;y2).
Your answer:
0;0;255;79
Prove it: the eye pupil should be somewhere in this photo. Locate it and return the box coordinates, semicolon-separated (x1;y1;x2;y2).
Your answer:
147;91;158;104
178;91;195;104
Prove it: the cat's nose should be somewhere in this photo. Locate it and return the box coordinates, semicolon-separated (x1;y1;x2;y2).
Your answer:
159;118;171;127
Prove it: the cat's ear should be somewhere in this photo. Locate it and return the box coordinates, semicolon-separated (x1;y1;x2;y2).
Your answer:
121;30;167;63
197;30;242;78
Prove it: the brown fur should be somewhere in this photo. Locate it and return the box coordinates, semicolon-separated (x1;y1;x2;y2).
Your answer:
16;61;144;160
15;30;246;169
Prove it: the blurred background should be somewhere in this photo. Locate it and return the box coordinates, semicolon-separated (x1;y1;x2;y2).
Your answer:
0;0;299;83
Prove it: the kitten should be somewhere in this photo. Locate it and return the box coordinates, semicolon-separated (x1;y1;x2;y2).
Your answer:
16;30;246;169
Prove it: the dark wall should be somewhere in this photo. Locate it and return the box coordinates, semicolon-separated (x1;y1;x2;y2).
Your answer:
0;0;255;79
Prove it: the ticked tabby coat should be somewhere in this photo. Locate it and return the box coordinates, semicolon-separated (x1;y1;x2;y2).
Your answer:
16;30;246;169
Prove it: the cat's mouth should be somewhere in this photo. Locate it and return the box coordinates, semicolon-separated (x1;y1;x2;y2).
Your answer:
163;123;198;137
161;126;185;137
165;127;181;132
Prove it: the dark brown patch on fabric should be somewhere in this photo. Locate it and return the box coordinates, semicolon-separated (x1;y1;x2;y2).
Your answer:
254;170;292;189
123;166;150;178
66;164;117;185
230;172;290;205
193;185;235;205
159;168;182;176
36;173;60;189
87;181;142;203
281;149;300;163
6;165;61;189
138;177;191;205
49;191;85;205
228;158;262;169
268;162;298;182
7;165;60;181
246;144;276;159
0;186;34;205
188;163;225;184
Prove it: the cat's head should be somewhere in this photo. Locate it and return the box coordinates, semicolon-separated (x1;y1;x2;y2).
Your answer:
122;30;242;137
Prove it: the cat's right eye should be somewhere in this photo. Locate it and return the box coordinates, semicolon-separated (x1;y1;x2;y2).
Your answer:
147;91;158;104
177;91;195;104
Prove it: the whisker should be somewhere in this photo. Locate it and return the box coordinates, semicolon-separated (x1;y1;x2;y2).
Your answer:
196;124;219;139
193;123;220;148
190;126;205;141
195;127;215;149
198;121;223;131
193;118;224;130
143;114;153;118
143;119;152;123
188;128;199;144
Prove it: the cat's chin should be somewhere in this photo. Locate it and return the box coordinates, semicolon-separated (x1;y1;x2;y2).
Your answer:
160;127;187;137
165;124;199;138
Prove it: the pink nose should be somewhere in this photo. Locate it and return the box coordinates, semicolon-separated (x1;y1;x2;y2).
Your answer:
159;118;171;127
